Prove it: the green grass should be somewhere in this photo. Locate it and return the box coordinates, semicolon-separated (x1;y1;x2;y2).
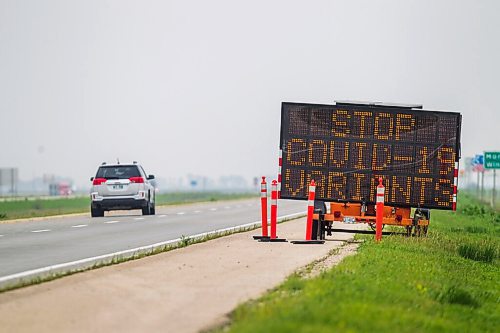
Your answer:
0;192;255;221
469;189;500;211
0;197;90;220
223;193;500;333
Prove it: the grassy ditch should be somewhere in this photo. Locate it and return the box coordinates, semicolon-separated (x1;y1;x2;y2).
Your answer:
223;193;500;333
0;192;255;221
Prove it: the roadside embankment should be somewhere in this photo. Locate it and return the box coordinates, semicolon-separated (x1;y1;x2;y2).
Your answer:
224;193;500;333
0;217;365;333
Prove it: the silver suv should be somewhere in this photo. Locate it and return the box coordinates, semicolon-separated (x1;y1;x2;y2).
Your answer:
90;162;156;217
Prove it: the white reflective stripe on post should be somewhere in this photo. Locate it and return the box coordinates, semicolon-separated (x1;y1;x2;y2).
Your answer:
309;185;316;193
277;183;281;191
453;196;457;202
308;199;314;206
261;191;267;198
376;185;385;203
454;178;458;186
455;162;458;169
271;198;278;205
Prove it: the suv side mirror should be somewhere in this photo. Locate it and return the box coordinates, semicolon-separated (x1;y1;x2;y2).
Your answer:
147;175;155;180
90;177;94;181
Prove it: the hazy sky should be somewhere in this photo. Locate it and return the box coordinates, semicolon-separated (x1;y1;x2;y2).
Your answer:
1;0;499;188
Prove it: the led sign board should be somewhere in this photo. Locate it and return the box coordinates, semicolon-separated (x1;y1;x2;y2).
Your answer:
280;102;462;210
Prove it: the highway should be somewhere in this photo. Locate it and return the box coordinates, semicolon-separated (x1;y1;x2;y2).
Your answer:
0;198;305;284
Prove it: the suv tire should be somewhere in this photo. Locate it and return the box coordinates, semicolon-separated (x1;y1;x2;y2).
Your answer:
142;203;150;216
91;206;104;217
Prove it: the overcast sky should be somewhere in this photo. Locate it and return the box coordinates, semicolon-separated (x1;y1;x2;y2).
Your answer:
1;0;499;188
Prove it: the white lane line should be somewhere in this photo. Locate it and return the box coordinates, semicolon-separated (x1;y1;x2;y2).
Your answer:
105;220;120;224
0;211;307;287
0;235;4;237
31;229;50;233
209;208;217;211
71;224;88;228
224;206;231;209
194;210;201;213
246;204;253;207
236;205;242;208
177;212;185;215
134;217;145;221
158;215;167;218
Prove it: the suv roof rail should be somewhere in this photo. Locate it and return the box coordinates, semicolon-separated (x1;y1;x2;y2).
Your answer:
133;161;138;164
101;162;107;165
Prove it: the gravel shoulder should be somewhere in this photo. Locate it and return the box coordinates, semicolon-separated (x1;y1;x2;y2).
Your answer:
0;217;365;333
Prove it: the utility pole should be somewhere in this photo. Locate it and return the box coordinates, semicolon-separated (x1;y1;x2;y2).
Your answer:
476;171;480;197
480;171;485;202
493;169;497;209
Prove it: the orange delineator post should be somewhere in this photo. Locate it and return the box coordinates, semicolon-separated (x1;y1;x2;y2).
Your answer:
260;176;268;237
259;179;287;242
291;179;324;245
376;177;384;242
305;180;316;241
270;180;278;239
277;149;282;199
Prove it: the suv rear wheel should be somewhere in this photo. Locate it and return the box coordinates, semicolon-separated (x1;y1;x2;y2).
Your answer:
91;206;104;217
142;202;150;216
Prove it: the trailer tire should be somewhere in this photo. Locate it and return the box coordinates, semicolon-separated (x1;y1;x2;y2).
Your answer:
369;223;385;232
405;225;413;237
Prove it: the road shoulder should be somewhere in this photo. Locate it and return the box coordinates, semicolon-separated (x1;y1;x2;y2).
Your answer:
0;217;365;333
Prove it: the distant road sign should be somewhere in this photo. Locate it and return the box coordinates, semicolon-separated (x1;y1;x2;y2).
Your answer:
0;168;18;187
484;152;500;169
472;154;484;166
472;154;485;172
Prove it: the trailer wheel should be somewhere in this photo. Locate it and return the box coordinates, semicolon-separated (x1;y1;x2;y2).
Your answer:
422;225;428;236
415;225;422;237
368;223;385;232
420;209;430;236
412;210;429;237
311;216;327;240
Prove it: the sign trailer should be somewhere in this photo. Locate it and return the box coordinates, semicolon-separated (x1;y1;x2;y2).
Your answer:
279;101;462;238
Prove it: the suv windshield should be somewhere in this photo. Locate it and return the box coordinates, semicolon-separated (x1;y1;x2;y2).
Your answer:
96;166;141;179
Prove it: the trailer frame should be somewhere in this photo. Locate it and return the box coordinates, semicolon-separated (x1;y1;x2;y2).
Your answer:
311;201;430;240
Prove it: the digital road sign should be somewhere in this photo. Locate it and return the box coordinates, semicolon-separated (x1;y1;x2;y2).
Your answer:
280;102;462;210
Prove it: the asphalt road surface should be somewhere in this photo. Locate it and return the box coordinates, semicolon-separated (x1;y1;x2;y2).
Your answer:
0;198;305;280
